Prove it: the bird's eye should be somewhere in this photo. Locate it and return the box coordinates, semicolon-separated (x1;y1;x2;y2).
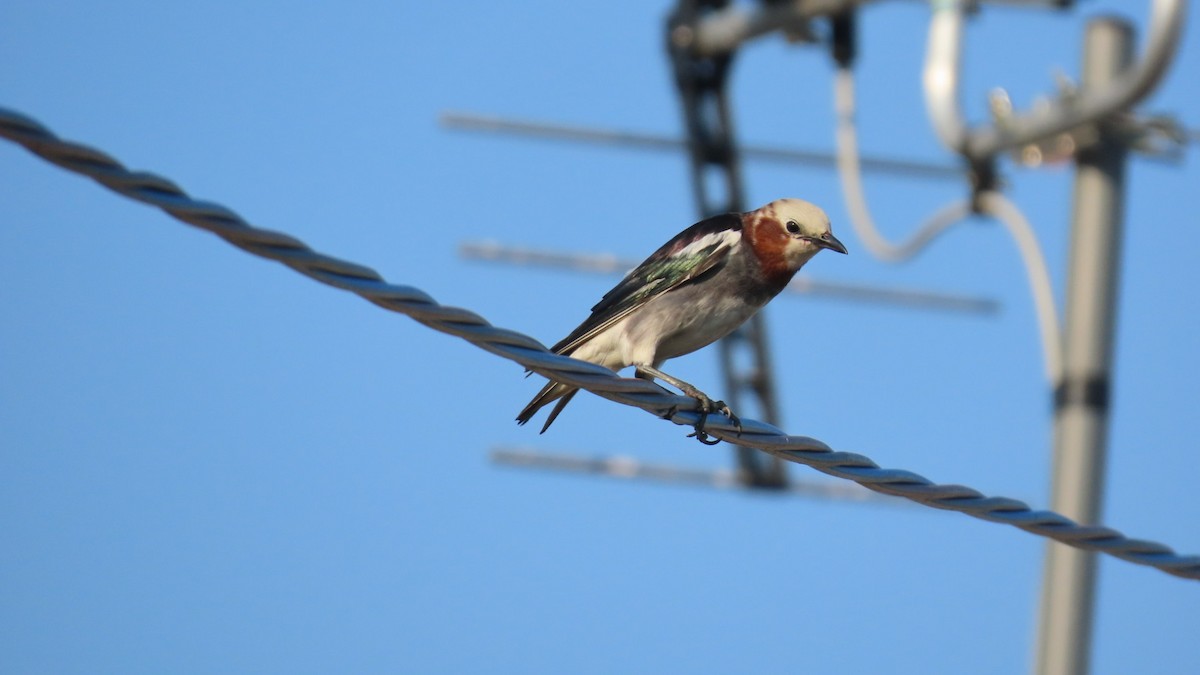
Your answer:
786;220;800;234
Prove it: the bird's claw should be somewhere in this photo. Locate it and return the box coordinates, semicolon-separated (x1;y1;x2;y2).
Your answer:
716;402;743;436
684;396;741;446
688;428;723;445
649;375;741;444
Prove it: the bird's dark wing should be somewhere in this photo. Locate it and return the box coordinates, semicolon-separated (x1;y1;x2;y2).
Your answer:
551;212;744;355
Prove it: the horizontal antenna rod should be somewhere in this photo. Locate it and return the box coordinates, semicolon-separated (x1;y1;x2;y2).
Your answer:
491;447;906;504
441;110;964;181
460;240;999;315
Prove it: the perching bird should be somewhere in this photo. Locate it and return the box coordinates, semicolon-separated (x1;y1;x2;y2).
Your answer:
517;198;846;440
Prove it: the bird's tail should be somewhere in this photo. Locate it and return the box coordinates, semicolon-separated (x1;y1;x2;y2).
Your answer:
516;380;579;433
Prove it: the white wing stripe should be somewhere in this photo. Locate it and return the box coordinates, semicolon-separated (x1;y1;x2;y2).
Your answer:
674;229;740;259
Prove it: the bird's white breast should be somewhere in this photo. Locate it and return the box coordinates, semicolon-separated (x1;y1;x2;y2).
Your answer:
621;281;761;365
579;244;768;370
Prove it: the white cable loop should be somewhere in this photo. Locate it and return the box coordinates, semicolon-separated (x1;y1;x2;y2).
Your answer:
833;67;1062;383
975;191;1062;382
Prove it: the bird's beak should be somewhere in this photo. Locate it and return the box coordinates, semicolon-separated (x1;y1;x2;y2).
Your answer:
816;233;848;255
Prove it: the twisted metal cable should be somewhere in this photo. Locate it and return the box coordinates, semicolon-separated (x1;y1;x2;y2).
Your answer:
2;106;1197;581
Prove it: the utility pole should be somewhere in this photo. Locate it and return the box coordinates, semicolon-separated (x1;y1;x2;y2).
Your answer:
1035;17;1133;675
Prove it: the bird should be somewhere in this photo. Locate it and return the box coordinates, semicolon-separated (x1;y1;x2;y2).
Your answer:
516;198;846;441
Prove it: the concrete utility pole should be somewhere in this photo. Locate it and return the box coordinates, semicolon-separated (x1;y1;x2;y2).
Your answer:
1035;17;1133;675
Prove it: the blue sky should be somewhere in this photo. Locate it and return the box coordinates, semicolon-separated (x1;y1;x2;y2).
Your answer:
2;1;1197;673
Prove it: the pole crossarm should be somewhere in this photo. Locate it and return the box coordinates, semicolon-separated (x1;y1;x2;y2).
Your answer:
2;106;1198;581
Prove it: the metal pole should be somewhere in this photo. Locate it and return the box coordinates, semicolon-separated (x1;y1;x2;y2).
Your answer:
1034;18;1133;675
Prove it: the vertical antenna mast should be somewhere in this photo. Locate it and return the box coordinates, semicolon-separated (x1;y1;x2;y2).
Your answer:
668;0;787;488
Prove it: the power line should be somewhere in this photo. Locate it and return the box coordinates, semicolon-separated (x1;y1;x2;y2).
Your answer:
3;106;1197;580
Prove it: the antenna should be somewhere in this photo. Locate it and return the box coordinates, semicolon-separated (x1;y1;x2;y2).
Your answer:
445;3;1193;671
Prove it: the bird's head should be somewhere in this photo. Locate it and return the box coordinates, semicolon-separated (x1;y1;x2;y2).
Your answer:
744;198;847;281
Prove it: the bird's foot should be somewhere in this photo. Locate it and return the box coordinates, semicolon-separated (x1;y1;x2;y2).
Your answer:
635;365;741;444
659;404;721;444
683;393;741;446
